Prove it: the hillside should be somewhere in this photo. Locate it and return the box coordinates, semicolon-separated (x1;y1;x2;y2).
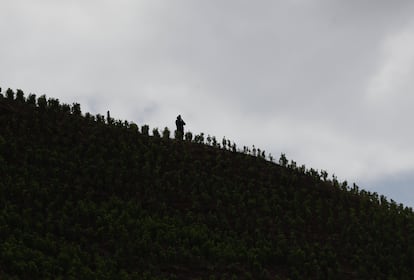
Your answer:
1;88;414;279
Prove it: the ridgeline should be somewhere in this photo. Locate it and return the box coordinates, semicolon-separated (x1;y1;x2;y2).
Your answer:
1;88;414;279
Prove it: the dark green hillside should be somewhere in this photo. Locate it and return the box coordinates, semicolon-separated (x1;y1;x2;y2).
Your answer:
1;89;414;279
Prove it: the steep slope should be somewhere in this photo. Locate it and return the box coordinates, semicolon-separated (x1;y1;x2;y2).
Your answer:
1;89;414;279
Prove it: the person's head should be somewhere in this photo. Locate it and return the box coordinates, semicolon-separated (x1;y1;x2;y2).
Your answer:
177;115;181;120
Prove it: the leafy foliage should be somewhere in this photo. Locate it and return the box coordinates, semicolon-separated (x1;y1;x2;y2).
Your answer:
1;89;414;279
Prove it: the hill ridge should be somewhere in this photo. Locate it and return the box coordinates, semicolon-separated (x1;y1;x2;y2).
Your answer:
1;88;414;279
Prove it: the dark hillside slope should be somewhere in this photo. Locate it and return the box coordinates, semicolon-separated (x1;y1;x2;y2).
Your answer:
1;89;414;279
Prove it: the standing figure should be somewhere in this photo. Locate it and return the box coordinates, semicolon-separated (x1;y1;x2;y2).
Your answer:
175;115;186;140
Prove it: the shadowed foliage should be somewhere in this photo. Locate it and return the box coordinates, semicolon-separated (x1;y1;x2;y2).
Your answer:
1;89;414;279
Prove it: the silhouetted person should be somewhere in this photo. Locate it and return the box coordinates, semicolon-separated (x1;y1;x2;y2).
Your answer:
175;115;186;140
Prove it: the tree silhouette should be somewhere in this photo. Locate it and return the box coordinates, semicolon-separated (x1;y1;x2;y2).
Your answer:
6;88;14;100
16;89;25;102
162;127;171;139
72;103;81;115
37;95;47;110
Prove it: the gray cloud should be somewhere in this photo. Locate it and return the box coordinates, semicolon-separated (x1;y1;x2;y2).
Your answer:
2;0;414;206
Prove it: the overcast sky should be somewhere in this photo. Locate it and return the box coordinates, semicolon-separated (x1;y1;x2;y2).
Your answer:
2;0;414;207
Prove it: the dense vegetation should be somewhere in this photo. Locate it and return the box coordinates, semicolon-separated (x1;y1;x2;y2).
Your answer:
1;88;414;279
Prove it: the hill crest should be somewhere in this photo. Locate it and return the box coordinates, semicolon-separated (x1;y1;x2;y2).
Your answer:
1;88;414;279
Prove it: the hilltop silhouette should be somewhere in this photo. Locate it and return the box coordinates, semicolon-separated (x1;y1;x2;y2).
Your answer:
1;88;414;279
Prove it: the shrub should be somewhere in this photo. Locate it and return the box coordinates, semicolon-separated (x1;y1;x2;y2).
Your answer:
27;94;36;106
152;128;160;138
212;136;217;147
141;125;149;136
61;104;71;114
279;153;288;167
194;133;204;144
206;135;212;145
72;103;81;116
6;88;14;100
106;111;113;125
162;127;170;139
232;143;237;152
16;89;25;102
96;114;104;123
48;98;60;111
174;130;183;140
222;137;227;149
130;122;139;132
185;132;193;142
37;95;47;110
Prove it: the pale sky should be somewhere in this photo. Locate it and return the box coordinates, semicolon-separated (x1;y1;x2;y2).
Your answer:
2;0;414;207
